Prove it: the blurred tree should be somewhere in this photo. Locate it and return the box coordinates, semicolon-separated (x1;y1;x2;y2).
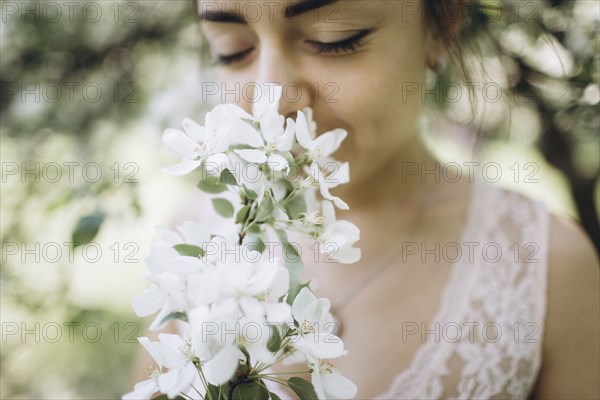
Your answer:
1;0;598;397
436;0;599;252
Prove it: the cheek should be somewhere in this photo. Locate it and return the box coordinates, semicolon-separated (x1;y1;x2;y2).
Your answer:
333;62;425;156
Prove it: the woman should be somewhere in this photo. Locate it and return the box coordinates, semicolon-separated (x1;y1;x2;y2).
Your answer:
193;0;599;398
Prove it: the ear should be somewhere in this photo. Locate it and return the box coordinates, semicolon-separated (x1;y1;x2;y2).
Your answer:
424;0;466;71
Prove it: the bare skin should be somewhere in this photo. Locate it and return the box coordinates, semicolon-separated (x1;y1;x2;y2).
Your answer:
193;0;600;397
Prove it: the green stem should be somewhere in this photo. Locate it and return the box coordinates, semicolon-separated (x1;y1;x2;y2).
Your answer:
195;363;211;400
279;187;301;206
259;375;288;385
179;392;195;400
263;371;311;375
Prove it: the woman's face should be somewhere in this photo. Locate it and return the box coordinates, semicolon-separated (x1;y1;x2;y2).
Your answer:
199;0;438;190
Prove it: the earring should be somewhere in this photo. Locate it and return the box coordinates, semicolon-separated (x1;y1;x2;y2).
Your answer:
426;55;447;72
435;57;448;72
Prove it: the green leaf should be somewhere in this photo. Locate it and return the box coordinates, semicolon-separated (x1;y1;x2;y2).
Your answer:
153;395;187;400
71;211;105;247
269;392;282;400
275;229;303;291
247;224;262;235
212;198;234;218
246;236;266;253
255;195;274;222
267;325;282;352
283;242;303;288
281;323;296;338
287;377;318;400
244;186;258;200
236;205;251;224
275;229;288;244
160;311;188;325
207;384;227;400
286;281;312;305
197;174;228;194
173;243;205;257
232;381;269;400
249;203;258;221
284;194;306;220
220;168;238;186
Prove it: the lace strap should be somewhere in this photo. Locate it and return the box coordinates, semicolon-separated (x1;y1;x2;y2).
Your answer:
377;179;551;399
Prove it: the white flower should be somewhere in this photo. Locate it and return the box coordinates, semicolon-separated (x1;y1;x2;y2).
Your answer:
217;251;289;301
122;365;160;400
162;103;255;176
254;84;296;153
144;221;215;274
162;116;230;175
129;82;361;399
309;357;358;400
132;222;225;330
136;335;198;399
188;301;246;385
290;287;346;360
238;296;291;364
295;109;347;165
319;201;361;264
304;162;350;210
233;84;296;173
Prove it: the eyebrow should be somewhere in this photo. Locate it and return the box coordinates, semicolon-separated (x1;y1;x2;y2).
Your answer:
199;0;339;23
284;0;338;19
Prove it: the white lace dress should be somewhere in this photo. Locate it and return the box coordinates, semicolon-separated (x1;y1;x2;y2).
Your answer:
375;177;550;399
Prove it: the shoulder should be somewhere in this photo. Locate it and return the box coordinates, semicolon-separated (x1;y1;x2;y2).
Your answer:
531;212;600;398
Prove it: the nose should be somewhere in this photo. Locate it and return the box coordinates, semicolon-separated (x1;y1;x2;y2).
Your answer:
252;42;313;120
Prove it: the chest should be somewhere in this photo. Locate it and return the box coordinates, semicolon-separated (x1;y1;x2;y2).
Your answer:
326;259;455;398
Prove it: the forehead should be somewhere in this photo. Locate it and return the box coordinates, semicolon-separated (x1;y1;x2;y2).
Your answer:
197;0;421;24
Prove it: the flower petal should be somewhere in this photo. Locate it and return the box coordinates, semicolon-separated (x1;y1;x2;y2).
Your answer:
162;160;202;176
230;119;264;147
138;337;166;367
319;184;349;210
253;83;282;118
178;221;211;247
322;371;358;399
205;345;244;385
122;378;158;400
300;333;346;359
182;118;207;142
266;153;289;171
313;128;347;158
291;287;317;322
162;128;199;160
132;286;165;317
278;118;296;152
234;149;268;164
323;162;349;188
295;110;313;150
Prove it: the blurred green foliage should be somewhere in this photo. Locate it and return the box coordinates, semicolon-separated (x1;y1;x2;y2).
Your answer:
437;0;599;248
0;0;598;398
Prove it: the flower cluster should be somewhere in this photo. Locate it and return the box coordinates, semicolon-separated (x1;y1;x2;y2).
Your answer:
125;84;360;400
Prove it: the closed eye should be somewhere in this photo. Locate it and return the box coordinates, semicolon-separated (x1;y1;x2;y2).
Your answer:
212;29;372;66
213;46;255;66
306;29;372;55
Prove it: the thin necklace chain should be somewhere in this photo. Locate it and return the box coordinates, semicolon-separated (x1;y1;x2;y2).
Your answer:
329;182;443;336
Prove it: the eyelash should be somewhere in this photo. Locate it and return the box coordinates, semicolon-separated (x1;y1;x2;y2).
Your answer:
214;29;371;66
309;29;371;55
214;47;254;66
